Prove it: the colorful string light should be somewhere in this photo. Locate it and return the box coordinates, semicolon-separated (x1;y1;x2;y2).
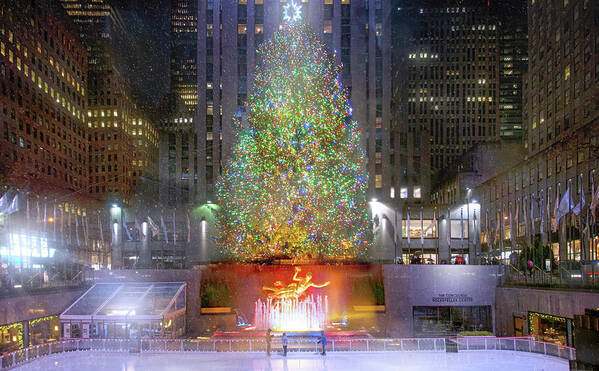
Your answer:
216;21;372;261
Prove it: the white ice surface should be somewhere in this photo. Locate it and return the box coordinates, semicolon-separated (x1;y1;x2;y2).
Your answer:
14;350;568;371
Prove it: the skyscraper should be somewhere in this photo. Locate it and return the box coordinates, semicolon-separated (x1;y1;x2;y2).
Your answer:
161;0;395;206
60;0;158;203
171;0;198;113
1;0;88;193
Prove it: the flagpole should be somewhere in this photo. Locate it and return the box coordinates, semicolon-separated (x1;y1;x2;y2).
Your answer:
592;171;596;260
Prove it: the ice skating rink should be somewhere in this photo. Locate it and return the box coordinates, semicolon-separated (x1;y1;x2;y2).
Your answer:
13;350;568;371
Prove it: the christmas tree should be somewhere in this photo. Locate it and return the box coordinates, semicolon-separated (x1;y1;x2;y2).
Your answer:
216;2;372;261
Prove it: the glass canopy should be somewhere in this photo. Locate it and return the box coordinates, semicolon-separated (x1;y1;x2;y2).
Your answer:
61;282;186;321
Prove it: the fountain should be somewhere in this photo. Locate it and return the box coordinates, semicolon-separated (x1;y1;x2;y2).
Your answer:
254;295;328;331
254;267;330;331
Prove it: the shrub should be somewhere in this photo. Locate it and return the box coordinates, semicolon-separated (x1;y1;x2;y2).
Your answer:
200;280;233;308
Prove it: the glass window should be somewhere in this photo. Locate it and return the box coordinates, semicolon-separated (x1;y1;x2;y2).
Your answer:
413;187;422;198
400;187;408;198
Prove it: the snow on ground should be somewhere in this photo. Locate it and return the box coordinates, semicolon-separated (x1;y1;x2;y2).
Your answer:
14;350;568;371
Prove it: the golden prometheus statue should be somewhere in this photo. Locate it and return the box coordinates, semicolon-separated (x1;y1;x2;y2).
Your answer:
263;266;330;300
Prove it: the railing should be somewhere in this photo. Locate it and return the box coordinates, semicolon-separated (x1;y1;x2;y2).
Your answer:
503;262;599;290
454;336;575;361
0;337;575;370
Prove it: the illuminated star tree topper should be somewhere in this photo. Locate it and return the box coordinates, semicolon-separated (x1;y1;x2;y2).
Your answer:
216;16;372;262
283;0;302;23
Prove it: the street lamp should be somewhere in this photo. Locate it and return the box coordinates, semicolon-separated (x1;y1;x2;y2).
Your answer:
369;200;400;263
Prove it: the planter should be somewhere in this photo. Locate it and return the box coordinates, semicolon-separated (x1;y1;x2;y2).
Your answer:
200;307;232;314
353;305;386;312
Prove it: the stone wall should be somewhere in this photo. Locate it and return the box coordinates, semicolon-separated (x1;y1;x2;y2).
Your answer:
494;286;599;337
382;265;501;337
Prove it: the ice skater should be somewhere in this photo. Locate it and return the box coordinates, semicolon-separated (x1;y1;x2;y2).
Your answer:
318;330;327;355
266;328;272;356
282;333;288;356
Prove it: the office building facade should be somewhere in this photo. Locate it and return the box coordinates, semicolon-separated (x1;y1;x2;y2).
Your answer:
161;0;395;206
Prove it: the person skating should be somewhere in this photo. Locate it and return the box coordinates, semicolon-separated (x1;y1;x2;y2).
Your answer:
266;328;272;356
282;333;288;356
318;331;327;355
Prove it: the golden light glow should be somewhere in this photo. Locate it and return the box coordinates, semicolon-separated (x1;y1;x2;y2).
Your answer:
262;267;330;300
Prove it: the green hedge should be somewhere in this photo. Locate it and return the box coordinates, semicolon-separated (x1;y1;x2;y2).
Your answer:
200;280;233;308
458;331;494;336
352;276;385;306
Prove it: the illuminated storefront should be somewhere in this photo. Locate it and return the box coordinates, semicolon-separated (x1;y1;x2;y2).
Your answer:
528;312;572;346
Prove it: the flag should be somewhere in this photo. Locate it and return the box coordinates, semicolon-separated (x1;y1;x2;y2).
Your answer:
53;202;57;239
0;188;16;213
420;207;424;245
530;196;535;235
407;208;411;244
485;210;489;246
26;194;30;225
60;204;64;237
447;208;451;247
43;200;47;232
186;212;191;244
556;187;570;224
173;211;177;245
500;208;504;242
460;208;464;240
67;207;72;243
473;210;477;245
123;215;133;241
509;205;514;244
523;196;528;238
84;213;89;246
572;182;585;216
546;190;551;233
75;211;80;246
591;180;599;222
540;192;544;235
3;191;21;215
98;214;104;246
552;187;560;232
147;216;159;238
161;215;169;244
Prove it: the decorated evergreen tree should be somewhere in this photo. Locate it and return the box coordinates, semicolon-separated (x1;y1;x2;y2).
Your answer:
216;2;372;261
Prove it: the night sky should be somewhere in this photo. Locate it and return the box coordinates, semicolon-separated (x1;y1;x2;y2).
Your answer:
110;0;171;110
107;0;525;111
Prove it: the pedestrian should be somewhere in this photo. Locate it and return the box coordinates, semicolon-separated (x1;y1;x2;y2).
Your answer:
282;332;288;356
266;328;272;356
318;330;327;355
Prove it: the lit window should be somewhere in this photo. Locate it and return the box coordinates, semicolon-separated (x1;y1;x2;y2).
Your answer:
390;187;395;199
564;65;570;80
413;187;422;198
375;174;382;188
400;187;408;199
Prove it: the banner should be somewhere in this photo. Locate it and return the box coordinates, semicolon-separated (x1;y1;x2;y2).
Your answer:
173;211;177;245
161;215;169;244
407;208;410;244
123;215;133;241
420;207;424;245
98;213;104;246
187;212;191;244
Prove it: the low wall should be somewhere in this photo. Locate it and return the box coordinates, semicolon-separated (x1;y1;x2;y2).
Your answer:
494;286;599;337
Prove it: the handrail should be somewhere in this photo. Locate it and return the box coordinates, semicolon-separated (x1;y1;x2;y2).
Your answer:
0;336;575;370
